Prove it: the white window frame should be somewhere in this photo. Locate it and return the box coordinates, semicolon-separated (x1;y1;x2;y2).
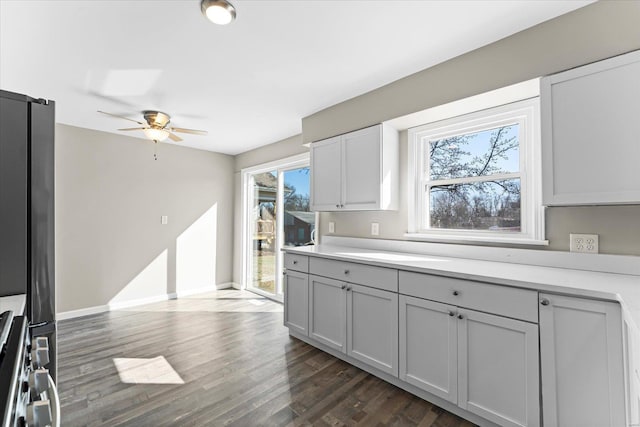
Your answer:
407;98;546;245
240;153;317;302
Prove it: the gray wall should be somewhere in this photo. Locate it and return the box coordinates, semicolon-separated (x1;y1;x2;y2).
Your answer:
56;124;235;313
304;1;640;256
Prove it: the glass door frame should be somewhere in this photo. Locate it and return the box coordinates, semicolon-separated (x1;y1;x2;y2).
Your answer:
241;153;315;302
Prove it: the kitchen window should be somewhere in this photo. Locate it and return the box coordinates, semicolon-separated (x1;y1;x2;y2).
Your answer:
407;98;545;244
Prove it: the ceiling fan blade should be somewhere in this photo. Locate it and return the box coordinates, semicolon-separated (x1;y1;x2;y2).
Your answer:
169;127;208;136
98;110;145;125
168;132;183;142
117;127;146;131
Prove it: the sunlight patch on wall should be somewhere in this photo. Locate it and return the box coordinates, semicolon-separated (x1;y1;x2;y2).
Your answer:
109;249;168;306
176;204;218;294
113;356;184;385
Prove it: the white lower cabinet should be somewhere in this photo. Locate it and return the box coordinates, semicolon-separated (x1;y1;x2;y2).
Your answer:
285;252;632;427
283;270;309;336
457;309;539;427
309;275;346;352
309;275;399;376
539;293;626;427
399;295;458;403
400;296;540;427
347;284;398;376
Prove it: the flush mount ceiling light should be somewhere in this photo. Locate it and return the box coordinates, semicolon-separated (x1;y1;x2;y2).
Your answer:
201;0;237;25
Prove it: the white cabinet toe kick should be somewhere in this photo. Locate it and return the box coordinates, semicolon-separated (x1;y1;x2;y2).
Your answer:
283;248;639;427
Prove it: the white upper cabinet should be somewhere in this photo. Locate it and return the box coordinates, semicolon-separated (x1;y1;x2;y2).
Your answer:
310;124;398;211
541;50;640;205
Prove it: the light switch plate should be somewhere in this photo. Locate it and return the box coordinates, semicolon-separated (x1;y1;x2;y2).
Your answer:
161;215;168;225
329;221;335;233
570;233;598;253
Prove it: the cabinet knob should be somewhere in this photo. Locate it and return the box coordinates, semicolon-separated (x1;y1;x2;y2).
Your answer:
458;314;464;320
341;284;346;290
452;290;459;296
283;271;286;275
540;298;550;306
344;269;349;275
346;286;352;291
340;204;344;208
292;260;297;265
448;311;455;317
336;204;340;208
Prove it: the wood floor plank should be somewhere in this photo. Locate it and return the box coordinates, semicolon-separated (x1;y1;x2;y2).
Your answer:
58;290;477;426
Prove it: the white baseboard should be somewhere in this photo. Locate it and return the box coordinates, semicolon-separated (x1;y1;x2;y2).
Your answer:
56;304;109;321
108;293;177;311
175;282;233;298
57;283;236;320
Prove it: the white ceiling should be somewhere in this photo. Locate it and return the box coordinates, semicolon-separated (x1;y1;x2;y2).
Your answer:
0;0;591;155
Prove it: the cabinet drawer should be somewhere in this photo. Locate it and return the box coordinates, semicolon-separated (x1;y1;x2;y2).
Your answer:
309;257;398;292
284;253;309;273
399;271;538;323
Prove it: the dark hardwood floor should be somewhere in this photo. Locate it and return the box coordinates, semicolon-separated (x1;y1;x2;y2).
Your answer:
58;290;476;426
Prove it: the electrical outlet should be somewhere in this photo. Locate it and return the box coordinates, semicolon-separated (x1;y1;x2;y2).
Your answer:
329;221;335;233
161;215;168;225
570;233;598;253
371;222;379;236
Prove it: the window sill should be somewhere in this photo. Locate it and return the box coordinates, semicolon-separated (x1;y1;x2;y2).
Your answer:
404;233;549;246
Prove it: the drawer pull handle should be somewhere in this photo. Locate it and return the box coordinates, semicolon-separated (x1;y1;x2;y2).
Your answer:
344;269;350;275
458;314;464;320
448;311;455;317
292;260;297;265
452;290;459;296
540;298;550;306
341;285;346;290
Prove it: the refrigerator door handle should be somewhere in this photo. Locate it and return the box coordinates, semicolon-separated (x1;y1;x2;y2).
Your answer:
47;373;60;427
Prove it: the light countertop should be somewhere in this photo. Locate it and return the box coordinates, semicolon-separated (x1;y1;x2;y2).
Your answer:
283;244;640;332
0;294;26;316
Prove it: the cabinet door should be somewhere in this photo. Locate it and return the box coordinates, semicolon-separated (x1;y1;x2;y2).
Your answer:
541;50;640;205
284;270;309;336
399;295;457;403
458;309;539;427
347;284;398;376
309;275;346;352
539;294;625;427
341;125;381;210
310;136;342;211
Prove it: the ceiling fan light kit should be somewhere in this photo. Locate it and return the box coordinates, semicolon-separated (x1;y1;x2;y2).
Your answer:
201;0;236;25
143;128;170;142
97;110;208;146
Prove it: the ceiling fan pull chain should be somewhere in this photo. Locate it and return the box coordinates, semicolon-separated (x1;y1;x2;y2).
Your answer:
154;140;158;161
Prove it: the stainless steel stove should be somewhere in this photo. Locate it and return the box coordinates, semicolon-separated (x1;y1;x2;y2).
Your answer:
0;311;59;427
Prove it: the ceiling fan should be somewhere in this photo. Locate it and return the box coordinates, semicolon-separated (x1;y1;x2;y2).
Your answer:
98;110;208;142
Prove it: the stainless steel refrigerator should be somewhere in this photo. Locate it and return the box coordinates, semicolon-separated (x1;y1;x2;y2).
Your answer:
0;89;56;381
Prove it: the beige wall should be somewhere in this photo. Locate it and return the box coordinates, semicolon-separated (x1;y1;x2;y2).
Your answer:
55;124;235;313
305;1;640;257
232;134;309;284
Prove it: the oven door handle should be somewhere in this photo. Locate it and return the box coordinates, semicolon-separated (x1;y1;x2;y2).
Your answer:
47;373;61;427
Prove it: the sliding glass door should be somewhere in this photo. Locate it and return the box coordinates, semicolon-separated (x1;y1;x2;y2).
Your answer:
244;155;315;301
